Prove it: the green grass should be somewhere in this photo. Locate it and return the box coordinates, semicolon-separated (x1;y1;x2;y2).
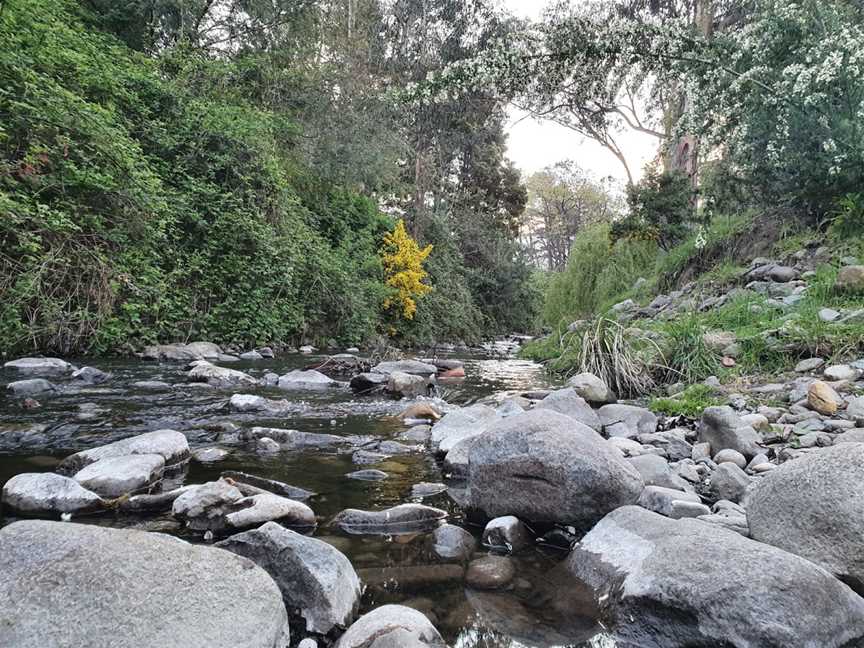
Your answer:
650;384;724;417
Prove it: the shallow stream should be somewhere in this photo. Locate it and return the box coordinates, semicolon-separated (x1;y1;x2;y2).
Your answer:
0;352;615;647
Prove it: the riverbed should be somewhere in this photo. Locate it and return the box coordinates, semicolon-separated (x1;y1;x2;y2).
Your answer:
0;351;614;647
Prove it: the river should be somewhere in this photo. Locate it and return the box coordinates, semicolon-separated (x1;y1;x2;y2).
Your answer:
0;351;615;647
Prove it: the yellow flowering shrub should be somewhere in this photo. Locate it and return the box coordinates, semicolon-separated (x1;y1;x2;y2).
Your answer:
381;219;433;320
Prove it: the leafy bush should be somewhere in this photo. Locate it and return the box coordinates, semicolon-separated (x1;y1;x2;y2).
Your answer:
650;384;724;417
611;169;695;251
543;224;657;327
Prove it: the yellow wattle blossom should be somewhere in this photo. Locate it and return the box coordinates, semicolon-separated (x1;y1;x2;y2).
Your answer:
381;219;433;320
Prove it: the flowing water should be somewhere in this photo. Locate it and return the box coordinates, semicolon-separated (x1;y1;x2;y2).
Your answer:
0;352;614;647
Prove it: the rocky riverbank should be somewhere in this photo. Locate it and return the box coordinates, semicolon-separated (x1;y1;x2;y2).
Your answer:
2;335;864;646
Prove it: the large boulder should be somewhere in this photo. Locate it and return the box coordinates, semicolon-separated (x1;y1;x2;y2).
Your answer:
245;427;351;450
172;479;243;530
224;493;316;530
188;361;257;388
335;605;445;648
57;429;189;475
277;370;340;390
371;360;437;376
535;388;602;432
430;403;498;454
466;410;643;530
5;378;56;397
218;522;360;635
3;357;71;375
566;373;616;405
698;406;762;458
597;404;657;438
746;443;864;593
1;473;103;516
568;506;864;647
0;520;290;648
73;454;165;498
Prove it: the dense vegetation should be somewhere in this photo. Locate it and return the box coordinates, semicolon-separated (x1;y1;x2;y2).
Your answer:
0;0;539;355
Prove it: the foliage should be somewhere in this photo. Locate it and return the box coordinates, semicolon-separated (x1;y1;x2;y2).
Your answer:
612;169;696;250
828;193;864;241
522;161;621;270
542;224;658;327
650;384;723;417
381;220;433;322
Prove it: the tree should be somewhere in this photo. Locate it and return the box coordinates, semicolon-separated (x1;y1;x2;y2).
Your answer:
523;161;620;270
381;219;433;321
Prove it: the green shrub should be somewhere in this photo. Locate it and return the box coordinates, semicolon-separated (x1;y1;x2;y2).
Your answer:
543;224;658;327
650;384;724;417
612;169;695;251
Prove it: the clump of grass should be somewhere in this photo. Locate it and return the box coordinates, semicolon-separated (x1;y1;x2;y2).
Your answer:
523;318;661;398
650;384;724;417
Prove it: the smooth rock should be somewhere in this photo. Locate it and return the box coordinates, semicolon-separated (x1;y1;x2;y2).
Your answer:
58;429;189;475
638;485;706;518
431;524;477;561
824;364;858;382
332;504;447;535
713;448;747;469
71;366;110;384
6;378;56;397
192;447;230;463
466;410;643;530
371;360;437;376
387;371;430;397
568;506;864;647
225;493;316;530
808;380;842;415
566;373;616;404
598;404;657;438
278;370;339;390
482;516;532;553
747;443;864;593
1;473;103;516
335;605;445;648
535;388;602;432
172;479;244;530
795;357;826;373
3;357;71;375
0;520;289;648
698;406;762;458
217;522;360;634
627;454;689;491
346;469;388;481
188;361;256;388
73;454;165;498
709;462;751;503
349;372;389;393
430;403;497;454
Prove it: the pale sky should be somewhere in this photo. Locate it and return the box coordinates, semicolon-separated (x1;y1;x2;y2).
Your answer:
499;0;660;188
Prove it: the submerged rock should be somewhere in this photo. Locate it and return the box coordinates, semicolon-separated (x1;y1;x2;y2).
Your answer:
0;520;290;648
1;473;104;516
466;409;643;530
466;555;515;590
218;522;360;634
332;504;447;535
345;469;388;481
569;506;864;647
335;605;445;648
